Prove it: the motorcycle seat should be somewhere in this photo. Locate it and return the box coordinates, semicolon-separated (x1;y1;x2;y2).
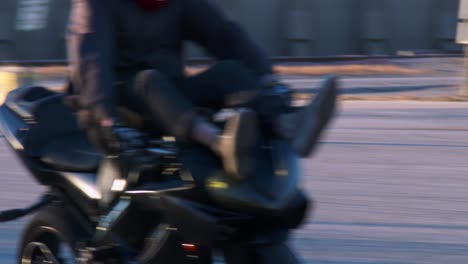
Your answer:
40;132;102;172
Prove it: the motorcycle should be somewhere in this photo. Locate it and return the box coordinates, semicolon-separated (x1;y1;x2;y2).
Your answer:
0;82;329;263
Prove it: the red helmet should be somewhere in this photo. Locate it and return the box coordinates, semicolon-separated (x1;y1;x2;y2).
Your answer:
136;0;169;11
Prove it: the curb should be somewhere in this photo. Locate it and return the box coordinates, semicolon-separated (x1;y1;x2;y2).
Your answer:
293;92;468;102
0;53;463;66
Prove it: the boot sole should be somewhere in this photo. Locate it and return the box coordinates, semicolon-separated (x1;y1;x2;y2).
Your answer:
292;75;338;157
222;109;258;180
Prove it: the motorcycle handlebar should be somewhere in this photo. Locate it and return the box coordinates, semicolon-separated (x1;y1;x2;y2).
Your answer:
145;147;176;156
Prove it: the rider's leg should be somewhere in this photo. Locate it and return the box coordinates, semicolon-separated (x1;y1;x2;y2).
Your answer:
129;68;258;178
179;60;263;109
181;60;338;158
125;61;336;175
180;60;292;136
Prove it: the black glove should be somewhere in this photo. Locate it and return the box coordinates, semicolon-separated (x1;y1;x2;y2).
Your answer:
82;111;145;156
98;123;146;155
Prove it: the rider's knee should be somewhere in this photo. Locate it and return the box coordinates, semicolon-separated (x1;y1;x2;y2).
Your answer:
134;69;168;95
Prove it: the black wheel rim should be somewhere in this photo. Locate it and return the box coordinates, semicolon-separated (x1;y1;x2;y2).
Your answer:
21;228;75;264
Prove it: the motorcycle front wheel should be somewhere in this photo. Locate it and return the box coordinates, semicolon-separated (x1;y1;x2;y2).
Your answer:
17;204;88;264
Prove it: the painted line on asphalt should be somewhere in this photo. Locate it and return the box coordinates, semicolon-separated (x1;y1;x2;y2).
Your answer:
323;141;468;148
294;85;454;95
310;221;468;231
284;76;464;83
332;127;468;132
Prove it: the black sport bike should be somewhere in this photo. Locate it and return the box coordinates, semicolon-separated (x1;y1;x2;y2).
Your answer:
0;84;328;263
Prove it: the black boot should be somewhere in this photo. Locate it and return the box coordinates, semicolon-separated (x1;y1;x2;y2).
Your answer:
277;75;338;157
215;109;259;180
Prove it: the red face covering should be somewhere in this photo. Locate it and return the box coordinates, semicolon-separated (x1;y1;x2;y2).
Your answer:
136;0;169;11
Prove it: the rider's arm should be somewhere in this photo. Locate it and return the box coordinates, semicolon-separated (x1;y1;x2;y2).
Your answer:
182;0;274;78
68;0;118;123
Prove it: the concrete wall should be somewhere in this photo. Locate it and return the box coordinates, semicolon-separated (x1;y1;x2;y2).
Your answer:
457;0;468;44
0;0;462;62
0;0;70;61
0;0;17;60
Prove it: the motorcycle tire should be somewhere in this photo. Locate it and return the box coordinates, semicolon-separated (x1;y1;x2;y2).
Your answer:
17;204;88;264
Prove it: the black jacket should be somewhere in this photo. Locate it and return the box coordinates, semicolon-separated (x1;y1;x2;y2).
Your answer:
68;0;273;118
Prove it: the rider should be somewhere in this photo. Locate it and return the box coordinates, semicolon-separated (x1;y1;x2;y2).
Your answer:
67;0;337;179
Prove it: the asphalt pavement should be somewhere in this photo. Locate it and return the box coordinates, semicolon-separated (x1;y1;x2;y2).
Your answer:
292;101;468;263
282;76;464;99
0;101;467;263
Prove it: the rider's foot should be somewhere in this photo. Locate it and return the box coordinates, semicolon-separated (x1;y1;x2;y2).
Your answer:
277;75;338;157
215;109;258;180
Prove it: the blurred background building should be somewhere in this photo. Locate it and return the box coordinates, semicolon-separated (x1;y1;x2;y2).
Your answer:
0;0;462;62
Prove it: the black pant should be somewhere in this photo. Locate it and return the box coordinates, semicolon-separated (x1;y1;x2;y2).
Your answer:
118;60;290;140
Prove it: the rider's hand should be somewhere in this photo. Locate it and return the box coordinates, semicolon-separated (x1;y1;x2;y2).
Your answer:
81;105;146;155
99;120;146;155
